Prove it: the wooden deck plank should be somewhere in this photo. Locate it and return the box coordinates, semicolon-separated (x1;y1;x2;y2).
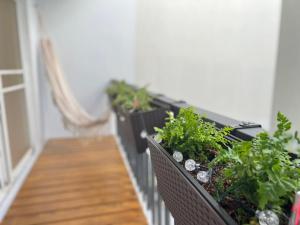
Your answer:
1;136;147;225
18;177;131;198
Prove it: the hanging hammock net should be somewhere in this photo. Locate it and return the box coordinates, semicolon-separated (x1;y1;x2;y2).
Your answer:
40;38;111;136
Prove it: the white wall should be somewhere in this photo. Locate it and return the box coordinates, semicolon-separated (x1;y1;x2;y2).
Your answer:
37;0;137;139
136;0;282;129
271;0;300;131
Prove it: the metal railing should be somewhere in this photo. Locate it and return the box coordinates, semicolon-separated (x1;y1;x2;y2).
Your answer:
117;134;173;225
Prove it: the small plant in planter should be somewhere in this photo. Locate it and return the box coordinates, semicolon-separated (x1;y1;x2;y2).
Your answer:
106;80;169;154
149;107;236;225
212;112;300;224
154;107;233;187
154;107;232;163
113;86;153;112
106;80;131;100
106;80;153;112
151;108;300;225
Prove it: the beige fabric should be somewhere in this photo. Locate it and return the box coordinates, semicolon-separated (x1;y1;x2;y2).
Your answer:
41;38;110;136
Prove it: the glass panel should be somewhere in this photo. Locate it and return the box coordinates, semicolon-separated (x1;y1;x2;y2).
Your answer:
4;89;30;168
2;75;24;87
0;0;22;69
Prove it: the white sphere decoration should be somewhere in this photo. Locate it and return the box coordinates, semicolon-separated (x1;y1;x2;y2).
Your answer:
256;210;279;225
119;116;125;122
172;151;183;163
146;147;150;154
140;130;147;139
196;171;210;183
185;159;196;171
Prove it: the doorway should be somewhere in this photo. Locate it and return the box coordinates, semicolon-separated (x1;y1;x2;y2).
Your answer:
0;0;33;201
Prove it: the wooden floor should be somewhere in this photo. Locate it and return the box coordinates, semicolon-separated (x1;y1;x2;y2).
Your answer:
2;136;147;225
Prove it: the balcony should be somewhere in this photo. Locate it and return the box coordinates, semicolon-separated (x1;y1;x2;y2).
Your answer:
0;0;300;225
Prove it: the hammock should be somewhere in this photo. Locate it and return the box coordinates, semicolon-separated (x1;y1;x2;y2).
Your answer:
41;38;111;136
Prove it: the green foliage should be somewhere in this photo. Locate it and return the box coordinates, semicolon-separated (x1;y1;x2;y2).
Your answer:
155;107;232;162
106;80;131;98
113;87;153;112
106;81;153;112
213;112;300;212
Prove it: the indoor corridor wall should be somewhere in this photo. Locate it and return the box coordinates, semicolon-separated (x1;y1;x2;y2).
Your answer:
36;0;137;139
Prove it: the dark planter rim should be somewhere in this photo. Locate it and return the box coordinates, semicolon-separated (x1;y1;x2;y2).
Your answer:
147;135;238;225
115;100;168;116
119;107;158;116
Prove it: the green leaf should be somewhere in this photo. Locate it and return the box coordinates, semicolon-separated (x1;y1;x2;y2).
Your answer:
107;81;153;112
258;182;271;209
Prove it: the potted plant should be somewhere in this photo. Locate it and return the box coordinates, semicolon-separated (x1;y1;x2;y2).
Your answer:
211;112;300;224
148;108;300;225
106;80;169;154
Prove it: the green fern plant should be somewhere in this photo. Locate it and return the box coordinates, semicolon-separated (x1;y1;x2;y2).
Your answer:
106;81;153;112
155;107;232;162
212;112;300;214
113;87;153;112
106;80;131;98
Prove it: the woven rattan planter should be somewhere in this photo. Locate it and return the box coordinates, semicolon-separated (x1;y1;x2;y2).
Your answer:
114;105;129;145
147;136;237;225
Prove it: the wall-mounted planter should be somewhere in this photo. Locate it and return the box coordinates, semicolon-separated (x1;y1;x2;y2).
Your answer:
115;105;130;145
117;101;169;154
147;136;237;225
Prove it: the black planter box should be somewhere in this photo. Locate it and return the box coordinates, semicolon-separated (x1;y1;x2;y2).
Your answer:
117;102;169;154
114;105;129;145
147;136;237;225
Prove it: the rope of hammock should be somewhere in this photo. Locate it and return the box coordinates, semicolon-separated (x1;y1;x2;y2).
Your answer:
40;38;111;135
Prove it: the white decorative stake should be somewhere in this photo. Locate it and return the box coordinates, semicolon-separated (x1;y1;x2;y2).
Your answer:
173;151;183;163
146;147;150;155
256;210;279;225
140;130;147;139
185;159;197;171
